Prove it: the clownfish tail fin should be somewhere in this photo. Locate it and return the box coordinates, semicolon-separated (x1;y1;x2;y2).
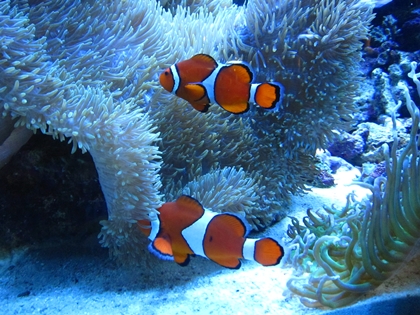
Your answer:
251;82;284;111
252;237;284;267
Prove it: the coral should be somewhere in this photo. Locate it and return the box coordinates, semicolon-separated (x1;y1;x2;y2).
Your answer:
371;2;420;52
1;0;376;259
360;161;386;184
327;132;365;165
151;0;375;230
152;90;323;227
285;61;420;308
180;167;273;229
150;94;293;228
1;0;246;257
371;67;400;115
0;0;163;257
158;0;233;14
151;98;256;198
232;0;374;156
399;9;420;51
357;120;409;162
180;167;257;213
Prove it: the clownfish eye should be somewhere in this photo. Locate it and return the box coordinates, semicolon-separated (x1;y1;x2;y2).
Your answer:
164;71;169;76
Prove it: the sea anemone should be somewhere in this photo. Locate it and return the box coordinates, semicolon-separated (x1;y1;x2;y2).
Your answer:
286;61;420;308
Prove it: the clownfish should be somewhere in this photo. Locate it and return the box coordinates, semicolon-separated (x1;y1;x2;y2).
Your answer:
137;195;284;269
159;54;284;114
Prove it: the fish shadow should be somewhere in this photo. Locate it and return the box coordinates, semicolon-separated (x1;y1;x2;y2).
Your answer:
0;236;227;300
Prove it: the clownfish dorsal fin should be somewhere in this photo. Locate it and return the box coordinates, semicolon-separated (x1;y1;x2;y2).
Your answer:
190;54;218;69
176;195;205;217
184;83;207;102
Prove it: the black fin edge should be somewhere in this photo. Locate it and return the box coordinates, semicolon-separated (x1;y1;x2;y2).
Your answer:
192;53;218;68
200;104;210;113
177;254;191;267
255;237;285;266
148;242;174;261
256;83;284;110
177;195;205;209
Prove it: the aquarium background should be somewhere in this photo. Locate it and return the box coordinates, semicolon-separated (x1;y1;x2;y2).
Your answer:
1;0;420;314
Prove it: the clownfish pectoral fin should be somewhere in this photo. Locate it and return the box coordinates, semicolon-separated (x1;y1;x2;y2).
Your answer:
253;237;284;266
173;252;191;266
185;83;207;102
251;82;284;110
219;102;250;114
149;235;174;261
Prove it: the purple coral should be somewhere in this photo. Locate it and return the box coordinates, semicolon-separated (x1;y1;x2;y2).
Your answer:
328;132;365;165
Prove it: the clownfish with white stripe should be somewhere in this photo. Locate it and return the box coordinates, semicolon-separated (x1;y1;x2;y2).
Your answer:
159;54;284;114
137;195;284;269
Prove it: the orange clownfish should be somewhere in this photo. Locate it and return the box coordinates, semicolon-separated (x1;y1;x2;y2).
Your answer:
137;195;284;269
159;54;284;114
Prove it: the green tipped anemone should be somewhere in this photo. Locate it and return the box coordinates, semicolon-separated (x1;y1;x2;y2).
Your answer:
286;62;420;308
